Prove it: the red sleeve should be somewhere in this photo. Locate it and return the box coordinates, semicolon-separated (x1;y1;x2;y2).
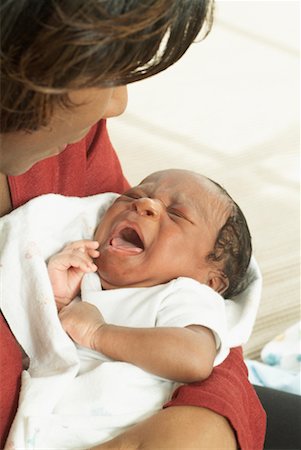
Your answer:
0;315;23;448
1;120;130;446
164;347;266;450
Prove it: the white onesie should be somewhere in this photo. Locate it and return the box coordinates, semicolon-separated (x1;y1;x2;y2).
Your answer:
50;273;228;448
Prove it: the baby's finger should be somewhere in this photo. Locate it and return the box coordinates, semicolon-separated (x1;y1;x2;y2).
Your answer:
67;253;98;272
87;248;100;258
51;251;97;272
69;247;97;262
65;240;99;251
83;240;100;249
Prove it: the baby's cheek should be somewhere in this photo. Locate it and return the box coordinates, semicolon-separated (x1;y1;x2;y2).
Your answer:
93;223;104;243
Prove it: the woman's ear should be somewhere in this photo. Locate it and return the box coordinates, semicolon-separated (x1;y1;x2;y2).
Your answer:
208;270;229;295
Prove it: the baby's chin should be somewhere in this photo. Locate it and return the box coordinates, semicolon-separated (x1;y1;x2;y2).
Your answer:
96;266;158;291
97;274;133;290
95;262;134;290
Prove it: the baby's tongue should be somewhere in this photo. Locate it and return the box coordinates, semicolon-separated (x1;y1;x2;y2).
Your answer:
111;237;143;254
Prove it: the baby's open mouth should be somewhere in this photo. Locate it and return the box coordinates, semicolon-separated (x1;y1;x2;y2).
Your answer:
110;227;144;254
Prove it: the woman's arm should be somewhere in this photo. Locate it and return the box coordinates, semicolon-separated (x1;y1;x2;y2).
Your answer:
90;405;237;450
59;302;216;383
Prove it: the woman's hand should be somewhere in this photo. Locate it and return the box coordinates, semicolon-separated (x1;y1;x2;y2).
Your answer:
47;240;99;310
59;301;106;349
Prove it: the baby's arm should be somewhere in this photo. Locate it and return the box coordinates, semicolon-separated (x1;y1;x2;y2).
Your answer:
59;301;216;383
96;322;216;383
47;240;99;311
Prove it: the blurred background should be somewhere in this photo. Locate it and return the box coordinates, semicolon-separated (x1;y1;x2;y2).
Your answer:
108;1;300;360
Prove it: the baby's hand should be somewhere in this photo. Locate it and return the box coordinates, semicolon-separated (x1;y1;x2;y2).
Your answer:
59;301;105;349
48;240;100;310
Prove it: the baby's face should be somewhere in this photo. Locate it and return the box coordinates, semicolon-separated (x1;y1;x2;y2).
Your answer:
94;169;231;290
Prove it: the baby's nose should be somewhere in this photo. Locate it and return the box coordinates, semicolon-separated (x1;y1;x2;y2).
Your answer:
133;197;163;218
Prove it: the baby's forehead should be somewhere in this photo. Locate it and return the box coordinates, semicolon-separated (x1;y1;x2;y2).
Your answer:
140;170;214;198
139;170;233;220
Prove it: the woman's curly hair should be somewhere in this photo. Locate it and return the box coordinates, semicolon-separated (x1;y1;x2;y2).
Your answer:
0;0;214;133
207;180;252;299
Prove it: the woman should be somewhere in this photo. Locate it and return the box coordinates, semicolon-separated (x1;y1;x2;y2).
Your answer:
0;1;265;448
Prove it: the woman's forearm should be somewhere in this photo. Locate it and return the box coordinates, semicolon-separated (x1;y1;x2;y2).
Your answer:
89;406;237;450
93;324;216;383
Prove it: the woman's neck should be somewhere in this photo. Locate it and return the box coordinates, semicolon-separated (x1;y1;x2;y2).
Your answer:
0;172;13;217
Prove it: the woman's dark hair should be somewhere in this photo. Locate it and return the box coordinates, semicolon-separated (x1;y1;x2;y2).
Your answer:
207;180;252;299
0;0;214;133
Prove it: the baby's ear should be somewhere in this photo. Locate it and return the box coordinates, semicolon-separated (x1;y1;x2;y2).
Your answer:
208;270;229;295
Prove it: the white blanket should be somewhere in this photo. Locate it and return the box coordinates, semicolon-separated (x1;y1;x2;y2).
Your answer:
0;194;262;449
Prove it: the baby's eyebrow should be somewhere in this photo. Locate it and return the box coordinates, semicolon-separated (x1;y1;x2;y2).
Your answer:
123;186;148;198
132;187;147;195
176;195;207;221
170;191;191;206
134;183;158;198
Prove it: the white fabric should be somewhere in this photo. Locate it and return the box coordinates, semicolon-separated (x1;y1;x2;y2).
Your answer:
0;193;262;449
79;272;229;369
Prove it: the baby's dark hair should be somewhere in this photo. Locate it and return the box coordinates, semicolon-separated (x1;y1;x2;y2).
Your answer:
206;180;252;298
0;0;214;133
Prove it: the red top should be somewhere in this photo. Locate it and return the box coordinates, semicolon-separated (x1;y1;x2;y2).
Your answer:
0;120;266;449
9;120;129;209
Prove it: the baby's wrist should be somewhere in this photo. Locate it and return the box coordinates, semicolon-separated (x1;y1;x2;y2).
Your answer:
91;322;110;352
55;297;71;312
